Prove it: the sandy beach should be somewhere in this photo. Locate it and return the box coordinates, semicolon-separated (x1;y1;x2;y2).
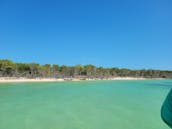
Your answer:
0;77;64;83
0;77;162;83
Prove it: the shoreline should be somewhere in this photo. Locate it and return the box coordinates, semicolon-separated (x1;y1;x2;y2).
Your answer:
0;77;166;83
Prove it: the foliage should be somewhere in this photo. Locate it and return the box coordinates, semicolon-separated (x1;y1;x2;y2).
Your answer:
0;59;172;78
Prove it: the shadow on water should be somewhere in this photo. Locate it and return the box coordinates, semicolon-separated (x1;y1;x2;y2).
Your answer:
146;80;172;89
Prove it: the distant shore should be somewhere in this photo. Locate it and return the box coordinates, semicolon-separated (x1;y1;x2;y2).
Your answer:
0;77;166;83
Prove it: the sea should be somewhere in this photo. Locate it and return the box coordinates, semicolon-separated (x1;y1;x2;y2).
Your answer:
0;80;171;129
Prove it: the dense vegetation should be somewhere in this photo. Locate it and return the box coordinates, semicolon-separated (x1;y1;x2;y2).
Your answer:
0;59;172;79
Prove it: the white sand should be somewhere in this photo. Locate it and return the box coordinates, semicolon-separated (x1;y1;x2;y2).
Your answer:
0;77;64;83
0;77;161;83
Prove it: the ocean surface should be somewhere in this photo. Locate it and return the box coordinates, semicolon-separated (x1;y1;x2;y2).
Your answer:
0;80;172;129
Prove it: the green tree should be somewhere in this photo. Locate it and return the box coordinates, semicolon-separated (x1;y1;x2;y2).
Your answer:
0;59;15;76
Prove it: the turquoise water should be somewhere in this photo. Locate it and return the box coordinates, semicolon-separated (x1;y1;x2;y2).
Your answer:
0;80;172;129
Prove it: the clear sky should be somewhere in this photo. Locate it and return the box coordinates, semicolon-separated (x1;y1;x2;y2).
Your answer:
0;0;171;70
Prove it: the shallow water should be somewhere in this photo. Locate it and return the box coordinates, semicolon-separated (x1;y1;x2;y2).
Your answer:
0;80;171;129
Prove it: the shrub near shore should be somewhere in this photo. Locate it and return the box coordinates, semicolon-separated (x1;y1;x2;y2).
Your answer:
0;59;172;79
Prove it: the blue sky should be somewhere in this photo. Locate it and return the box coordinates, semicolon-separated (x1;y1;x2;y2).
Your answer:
0;0;171;70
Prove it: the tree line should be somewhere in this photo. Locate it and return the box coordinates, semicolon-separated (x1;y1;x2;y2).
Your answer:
0;59;172;79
